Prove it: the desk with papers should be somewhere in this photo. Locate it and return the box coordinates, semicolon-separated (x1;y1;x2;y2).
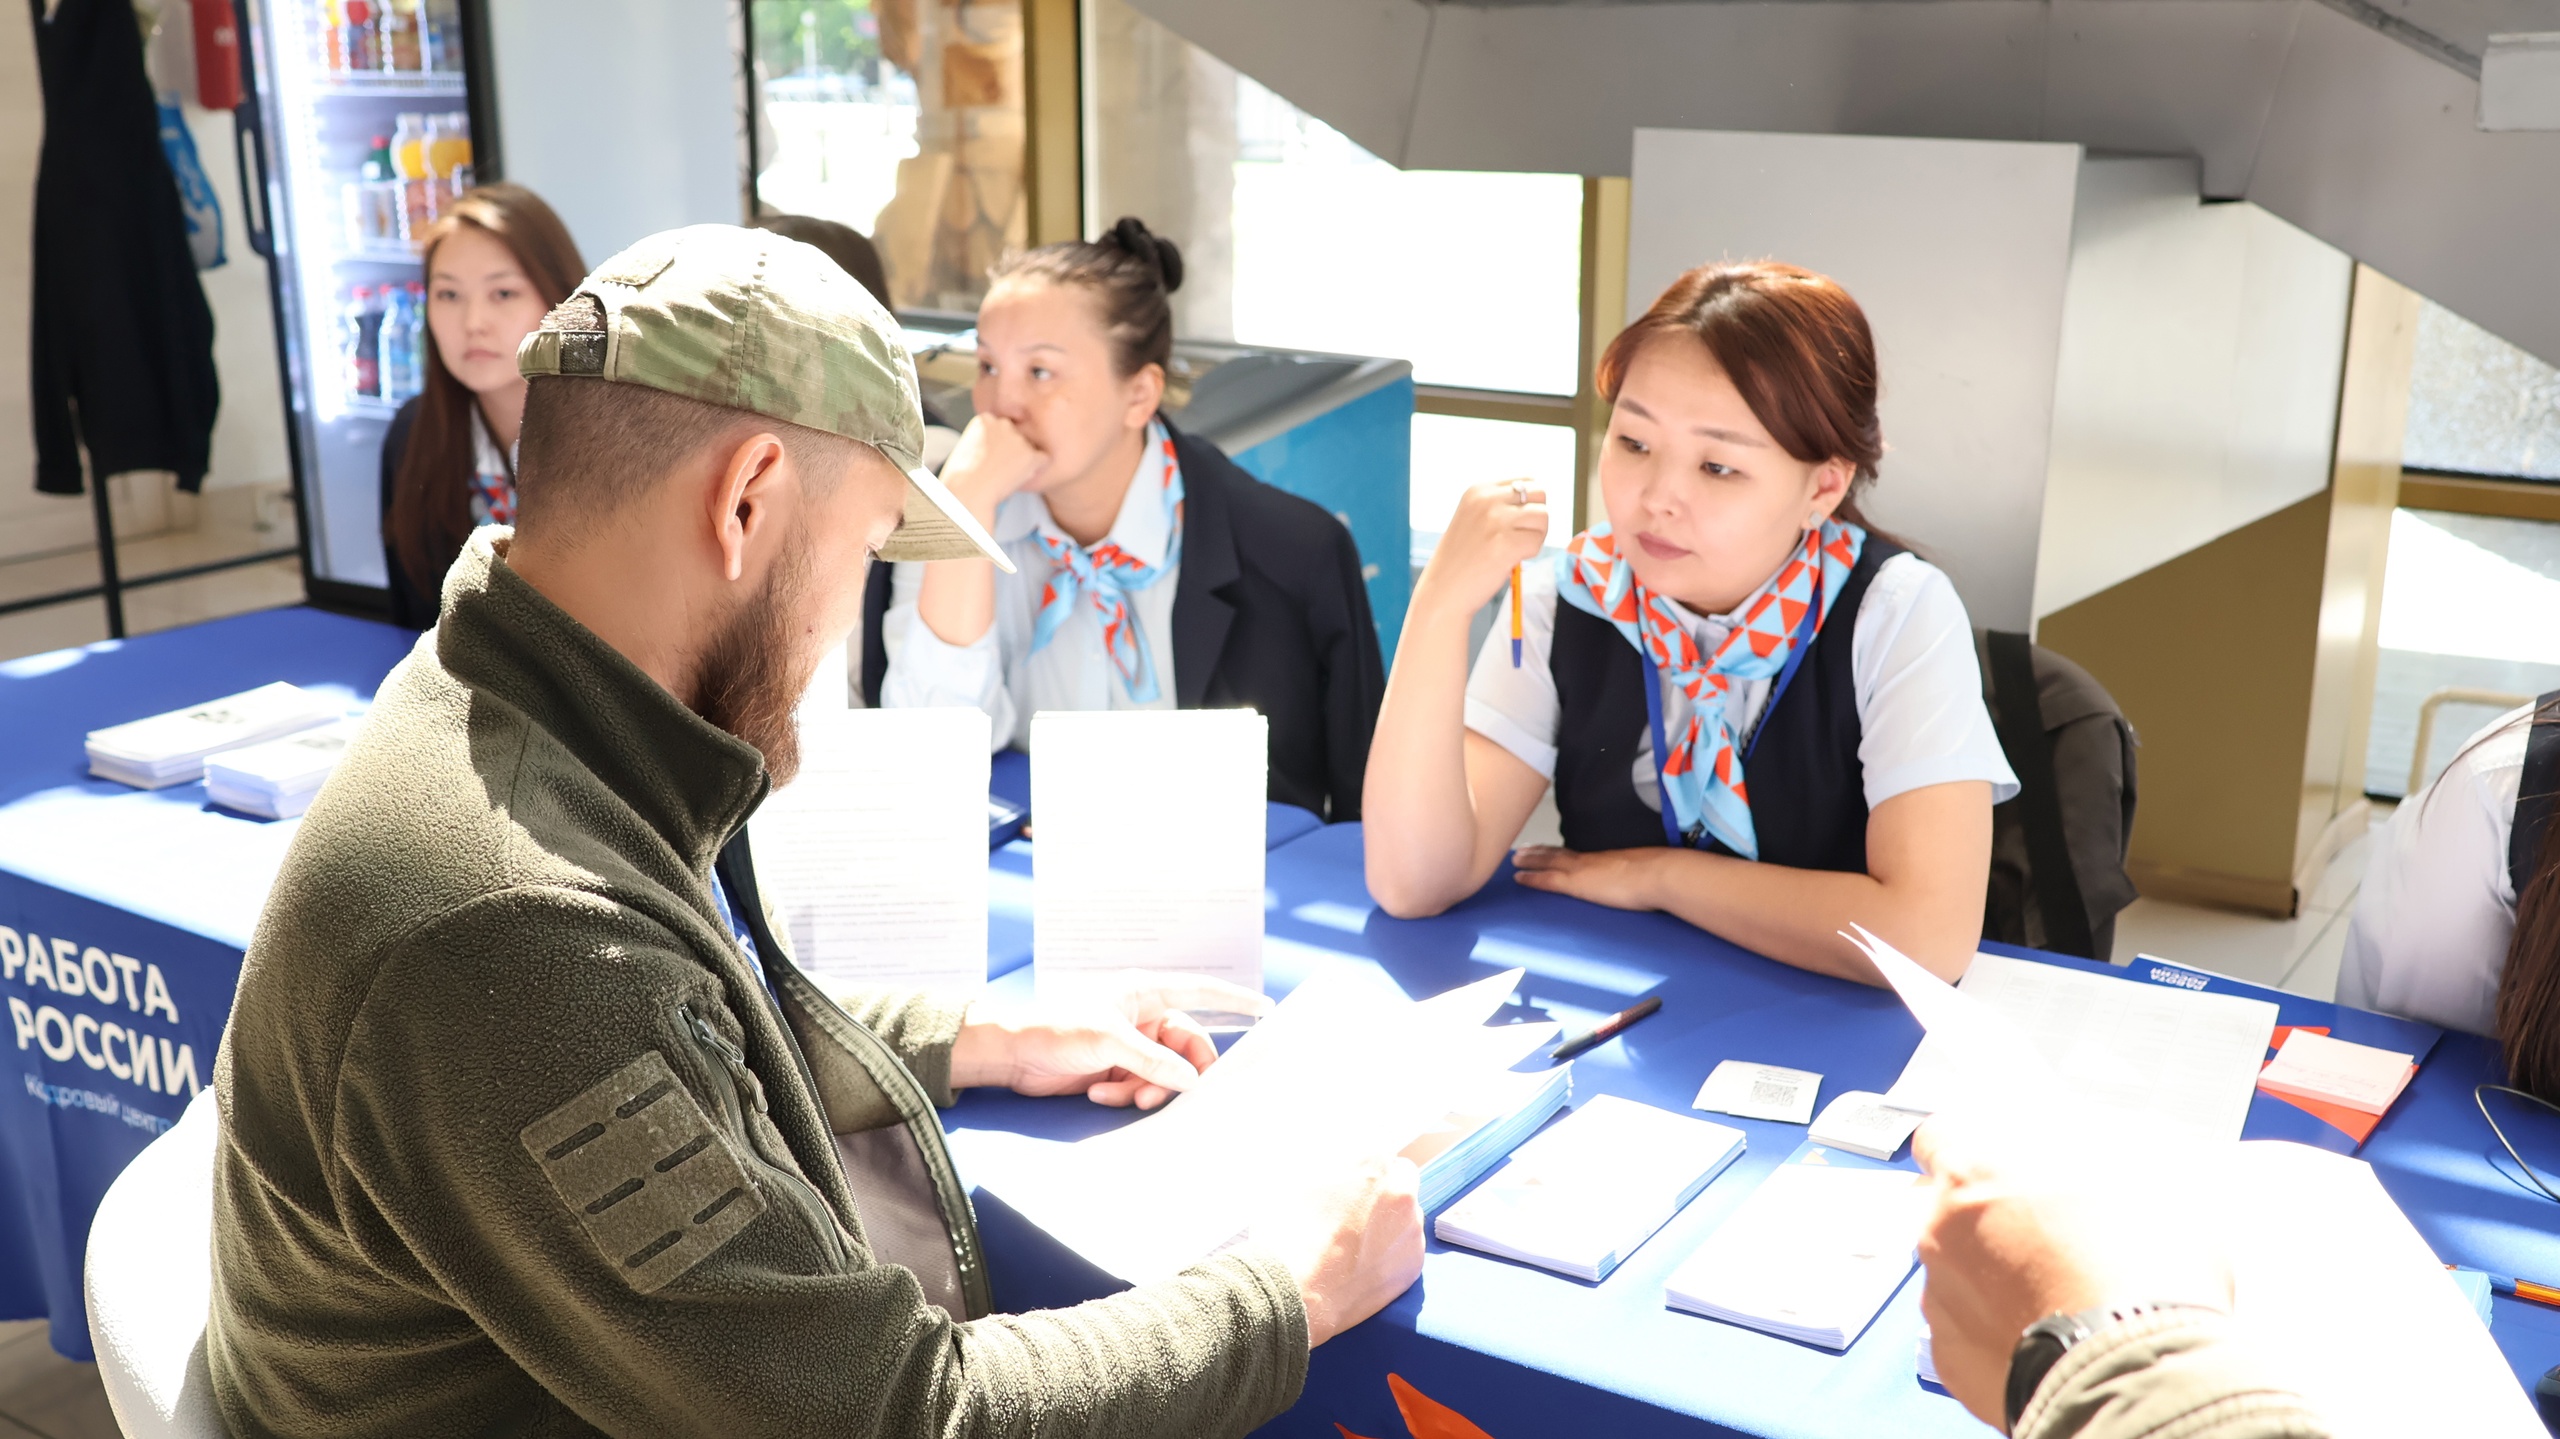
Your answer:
948;821;2560;1439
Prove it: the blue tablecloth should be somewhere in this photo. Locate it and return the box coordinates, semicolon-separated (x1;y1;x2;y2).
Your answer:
0;609;419;1360
0;609;1325;1357
946;821;2560;1438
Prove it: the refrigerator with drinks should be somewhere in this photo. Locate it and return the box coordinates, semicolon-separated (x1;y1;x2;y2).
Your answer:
234;0;485;602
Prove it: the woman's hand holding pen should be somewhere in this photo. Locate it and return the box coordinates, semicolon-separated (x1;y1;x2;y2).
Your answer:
938;413;1050;529
1413;480;1549;621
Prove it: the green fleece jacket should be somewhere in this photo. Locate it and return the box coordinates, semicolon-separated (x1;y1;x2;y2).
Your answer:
207;530;1308;1437
2020;1311;2332;1439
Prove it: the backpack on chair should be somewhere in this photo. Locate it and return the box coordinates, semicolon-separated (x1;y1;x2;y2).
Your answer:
1977;631;2140;962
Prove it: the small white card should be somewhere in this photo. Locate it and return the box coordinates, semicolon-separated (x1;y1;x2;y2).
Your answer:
1806;1091;1926;1162
1694;1061;1822;1124
1031;710;1267;999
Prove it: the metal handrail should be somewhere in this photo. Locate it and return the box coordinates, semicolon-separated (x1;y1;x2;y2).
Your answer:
2409;687;2536;796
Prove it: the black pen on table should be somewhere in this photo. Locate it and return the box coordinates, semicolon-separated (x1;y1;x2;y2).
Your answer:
1551;996;1661;1061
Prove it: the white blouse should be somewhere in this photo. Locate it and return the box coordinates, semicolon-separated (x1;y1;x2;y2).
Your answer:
879;436;1179;751
2339;704;2531;1036
1464;550;2019;817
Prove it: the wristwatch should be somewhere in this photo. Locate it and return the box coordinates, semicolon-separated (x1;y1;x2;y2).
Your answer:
2004;1302;2219;1434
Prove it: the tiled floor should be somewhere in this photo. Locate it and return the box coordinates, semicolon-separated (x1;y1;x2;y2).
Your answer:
2107;808;2385;1002
0;484;304;667
0;1322;118;1439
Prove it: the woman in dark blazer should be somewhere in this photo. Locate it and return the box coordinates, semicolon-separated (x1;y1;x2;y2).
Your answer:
872;219;1384;820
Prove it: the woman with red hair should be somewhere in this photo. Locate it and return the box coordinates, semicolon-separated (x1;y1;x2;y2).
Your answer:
1363;262;2015;983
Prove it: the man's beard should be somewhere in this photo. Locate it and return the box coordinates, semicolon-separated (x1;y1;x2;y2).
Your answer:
689;525;819;787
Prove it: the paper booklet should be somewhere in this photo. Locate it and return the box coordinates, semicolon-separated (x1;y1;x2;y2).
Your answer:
1030;710;1268;999
752;707;991;994
202;718;364;819
1846;927;2278;1145
85;681;343;789
2255;1030;2417;1117
1663;1150;1928;1351
1435;1094;1746;1283
950;966;1555;1286
1404;1062;1576;1215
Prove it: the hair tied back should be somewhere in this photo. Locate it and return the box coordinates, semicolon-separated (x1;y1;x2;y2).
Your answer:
1105;216;1184;295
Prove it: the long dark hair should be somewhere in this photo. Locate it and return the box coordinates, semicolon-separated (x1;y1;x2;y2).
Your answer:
1598;261;1890;535
385;184;583;594
987;216;1183;379
2494;698;2560;1097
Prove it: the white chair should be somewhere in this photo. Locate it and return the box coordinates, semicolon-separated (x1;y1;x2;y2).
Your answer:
85;1087;225;1438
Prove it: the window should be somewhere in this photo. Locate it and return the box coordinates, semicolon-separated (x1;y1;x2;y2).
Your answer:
748;0;1025;312
1409;415;1577;565
2403;300;2560;481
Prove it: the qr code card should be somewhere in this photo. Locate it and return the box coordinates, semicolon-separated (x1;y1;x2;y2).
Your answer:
1693;1060;1822;1125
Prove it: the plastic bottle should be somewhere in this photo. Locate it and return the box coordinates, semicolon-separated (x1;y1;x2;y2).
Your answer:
391;114;426;179
321;0;344;72
407;282;430;392
341;0;378;70
426;114;471;182
378;288;419;402
361;133;394;182
381;0;421;73
427;0;462;72
344;286;381;399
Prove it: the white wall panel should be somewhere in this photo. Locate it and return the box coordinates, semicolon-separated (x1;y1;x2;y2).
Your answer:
1628;128;2080;632
485;0;739;266
2034;159;2351;618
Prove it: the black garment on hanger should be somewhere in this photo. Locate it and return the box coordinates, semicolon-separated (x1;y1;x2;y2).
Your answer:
28;0;222;494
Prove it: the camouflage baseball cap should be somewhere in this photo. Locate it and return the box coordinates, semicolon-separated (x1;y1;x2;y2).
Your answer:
517;224;1010;571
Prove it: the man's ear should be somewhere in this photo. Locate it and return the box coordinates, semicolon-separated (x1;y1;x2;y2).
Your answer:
708;432;788;583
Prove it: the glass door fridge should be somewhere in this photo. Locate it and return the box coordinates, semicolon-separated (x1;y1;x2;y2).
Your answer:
234;0;487;604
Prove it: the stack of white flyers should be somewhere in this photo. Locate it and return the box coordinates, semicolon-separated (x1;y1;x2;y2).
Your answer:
1030;710;1267;999
1404;1061;1575;1214
1663;1156;1929;1350
1846;927;2278;1144
954;967;1551;1285
202;718;363;819
1434;1094;1746;1282
751;707;991;994
85;682;342;789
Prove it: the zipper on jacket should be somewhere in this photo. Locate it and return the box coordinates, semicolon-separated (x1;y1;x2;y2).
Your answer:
679;1002;849;1269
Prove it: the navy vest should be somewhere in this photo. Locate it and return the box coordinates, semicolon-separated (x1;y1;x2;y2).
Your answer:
1548;537;1903;872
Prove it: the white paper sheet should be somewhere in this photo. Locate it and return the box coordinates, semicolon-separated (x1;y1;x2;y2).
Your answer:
1030;710;1267;998
1858;933;2276;1145
751;707;990;993
2216;1142;2542;1437
1694;1060;1823;1124
951;965;1528;1284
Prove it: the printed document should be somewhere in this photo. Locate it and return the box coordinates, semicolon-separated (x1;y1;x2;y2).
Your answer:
1435;1094;1745;1281
1851;929;2277;1144
1031;710;1267;998
952;966;1537;1284
752;707;990;993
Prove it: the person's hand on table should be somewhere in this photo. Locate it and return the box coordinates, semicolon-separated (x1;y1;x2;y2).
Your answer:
949;972;1271;1110
1250;1154;1425;1348
1914;1114;2233;1430
1511;845;1669;911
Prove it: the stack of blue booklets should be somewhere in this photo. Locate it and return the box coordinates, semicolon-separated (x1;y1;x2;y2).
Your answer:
1408;1062;1576;1214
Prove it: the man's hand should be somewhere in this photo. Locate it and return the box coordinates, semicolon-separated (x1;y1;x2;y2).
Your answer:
1510;845;1666;911
1914;1115;2232;1429
1249;1155;1425;1347
949;973;1271;1110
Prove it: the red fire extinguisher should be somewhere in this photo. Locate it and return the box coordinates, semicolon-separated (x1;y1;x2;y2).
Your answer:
190;0;243;111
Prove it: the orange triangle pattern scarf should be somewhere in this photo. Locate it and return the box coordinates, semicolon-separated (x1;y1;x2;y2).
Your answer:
1553;518;1864;859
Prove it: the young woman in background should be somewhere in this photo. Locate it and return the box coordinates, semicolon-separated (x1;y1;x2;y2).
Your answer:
878;218;1385;820
1363;262;2015;982
379;183;583;627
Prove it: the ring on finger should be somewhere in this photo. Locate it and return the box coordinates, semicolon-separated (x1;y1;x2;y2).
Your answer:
1511;481;1529;506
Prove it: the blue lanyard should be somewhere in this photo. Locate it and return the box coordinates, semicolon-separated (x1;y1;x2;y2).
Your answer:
1639;590;1825;851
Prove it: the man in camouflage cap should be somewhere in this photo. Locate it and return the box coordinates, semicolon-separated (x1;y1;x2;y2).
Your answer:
207;225;1421;1437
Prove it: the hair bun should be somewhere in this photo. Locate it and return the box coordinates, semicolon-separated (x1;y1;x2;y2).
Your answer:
1106;216;1184;296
